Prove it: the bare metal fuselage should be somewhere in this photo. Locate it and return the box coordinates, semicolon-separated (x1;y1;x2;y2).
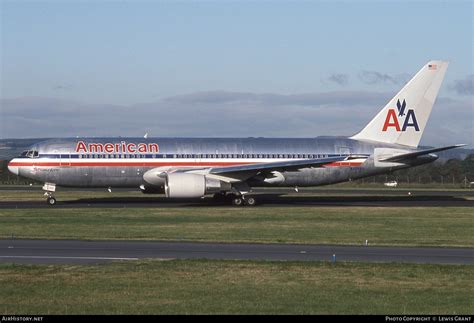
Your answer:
9;136;434;191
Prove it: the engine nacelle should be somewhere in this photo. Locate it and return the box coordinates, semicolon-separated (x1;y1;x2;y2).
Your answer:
165;173;231;198
143;168;167;186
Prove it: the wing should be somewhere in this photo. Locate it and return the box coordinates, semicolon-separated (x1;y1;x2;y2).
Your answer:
379;144;466;163
201;156;348;182
210;156;346;174
144;156;357;185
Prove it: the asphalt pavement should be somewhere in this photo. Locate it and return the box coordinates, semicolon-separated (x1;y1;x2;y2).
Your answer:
0;188;473;208
1;239;472;265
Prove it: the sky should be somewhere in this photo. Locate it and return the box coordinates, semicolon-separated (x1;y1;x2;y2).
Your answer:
0;0;473;147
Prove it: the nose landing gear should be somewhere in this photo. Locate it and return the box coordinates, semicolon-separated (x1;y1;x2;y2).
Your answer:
42;183;57;206
46;195;57;206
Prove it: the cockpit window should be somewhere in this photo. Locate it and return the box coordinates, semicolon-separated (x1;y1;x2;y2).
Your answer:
19;150;39;158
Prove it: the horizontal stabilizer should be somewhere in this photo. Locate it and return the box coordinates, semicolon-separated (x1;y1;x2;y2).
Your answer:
379;144;466;163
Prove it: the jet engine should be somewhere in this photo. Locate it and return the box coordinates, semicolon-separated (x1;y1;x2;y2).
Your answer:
165;173;231;198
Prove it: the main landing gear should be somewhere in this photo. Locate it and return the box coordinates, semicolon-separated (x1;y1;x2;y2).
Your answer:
214;193;258;207
231;195;257;206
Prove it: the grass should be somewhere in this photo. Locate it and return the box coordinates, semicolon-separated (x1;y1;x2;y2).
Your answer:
0;206;472;247
0;189;472;246
0;259;472;314
1;189;472;315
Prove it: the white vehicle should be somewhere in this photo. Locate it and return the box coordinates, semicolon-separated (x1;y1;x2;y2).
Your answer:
384;181;398;187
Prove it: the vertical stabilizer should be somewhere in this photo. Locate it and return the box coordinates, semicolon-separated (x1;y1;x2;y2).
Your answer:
351;61;449;147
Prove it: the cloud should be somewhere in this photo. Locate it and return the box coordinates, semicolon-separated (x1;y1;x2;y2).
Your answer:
327;74;349;86
0;91;471;147
450;75;474;95
358;70;410;85
164;90;389;107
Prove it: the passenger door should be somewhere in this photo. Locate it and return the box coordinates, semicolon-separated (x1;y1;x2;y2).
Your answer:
59;153;71;167
337;146;352;157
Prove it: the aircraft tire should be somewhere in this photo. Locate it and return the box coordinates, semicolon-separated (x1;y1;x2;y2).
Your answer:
244;196;257;206
231;197;244;206
47;197;57;206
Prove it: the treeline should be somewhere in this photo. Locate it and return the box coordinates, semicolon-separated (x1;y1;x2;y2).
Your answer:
351;154;474;187
0;155;473;187
0;160;37;185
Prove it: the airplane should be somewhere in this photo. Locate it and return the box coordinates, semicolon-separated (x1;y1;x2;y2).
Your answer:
7;60;465;206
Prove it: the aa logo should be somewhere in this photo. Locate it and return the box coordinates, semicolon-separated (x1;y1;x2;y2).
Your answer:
382;99;420;132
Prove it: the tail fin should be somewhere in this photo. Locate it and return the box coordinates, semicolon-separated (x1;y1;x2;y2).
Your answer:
351;60;449;147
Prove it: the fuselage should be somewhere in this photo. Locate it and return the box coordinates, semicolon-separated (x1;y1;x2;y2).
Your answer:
8;136;434;191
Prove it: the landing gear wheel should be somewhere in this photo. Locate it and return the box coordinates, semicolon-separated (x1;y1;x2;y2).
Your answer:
47;196;57;206
231;197;244;206
244;196;257;206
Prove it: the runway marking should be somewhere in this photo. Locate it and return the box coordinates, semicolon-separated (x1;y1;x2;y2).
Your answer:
0;256;140;261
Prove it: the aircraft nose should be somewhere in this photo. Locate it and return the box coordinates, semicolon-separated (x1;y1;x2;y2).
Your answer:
8;159;19;175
